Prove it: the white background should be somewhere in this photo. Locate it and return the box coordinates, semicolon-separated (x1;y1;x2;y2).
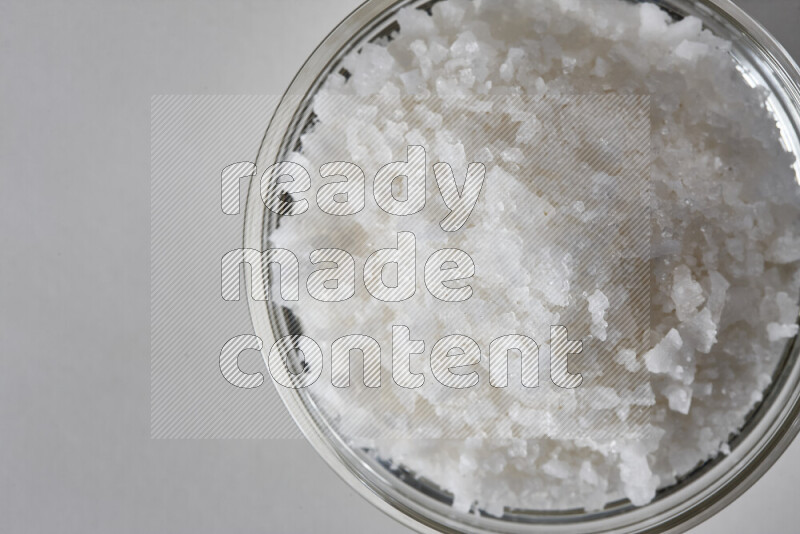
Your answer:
1;0;799;532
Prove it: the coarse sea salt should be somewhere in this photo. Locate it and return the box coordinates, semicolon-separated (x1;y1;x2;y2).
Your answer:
271;0;800;512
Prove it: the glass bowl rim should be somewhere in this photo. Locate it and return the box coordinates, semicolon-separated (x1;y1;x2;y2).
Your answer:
242;0;800;532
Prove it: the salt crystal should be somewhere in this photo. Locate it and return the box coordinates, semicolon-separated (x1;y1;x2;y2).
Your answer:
587;290;610;341
644;328;683;375
674;40;709;62
615;349;641;373
767;322;799;342
767;231;800;263
776;292;800;324
500;147;524;163
671;265;705;321
619;441;659;506
662;383;693;414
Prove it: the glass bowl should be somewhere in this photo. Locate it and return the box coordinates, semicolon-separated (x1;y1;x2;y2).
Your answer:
243;0;800;532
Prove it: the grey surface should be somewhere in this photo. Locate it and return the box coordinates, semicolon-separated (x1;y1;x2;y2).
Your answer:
0;0;799;532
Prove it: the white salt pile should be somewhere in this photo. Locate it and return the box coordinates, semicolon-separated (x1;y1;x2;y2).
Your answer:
270;0;800;513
